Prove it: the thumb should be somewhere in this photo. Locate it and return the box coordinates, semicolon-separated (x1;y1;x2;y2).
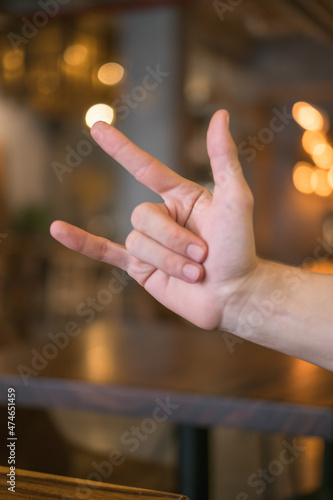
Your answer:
207;109;244;190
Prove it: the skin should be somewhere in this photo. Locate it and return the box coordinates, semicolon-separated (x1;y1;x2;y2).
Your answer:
50;110;333;371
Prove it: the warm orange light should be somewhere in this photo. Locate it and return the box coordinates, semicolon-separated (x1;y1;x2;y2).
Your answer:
3;49;24;71
293;162;314;194
312;143;333;169
327;168;333;188
98;62;125;85
302;130;327;155
64;44;88;66
311;168;332;197
292;102;325;131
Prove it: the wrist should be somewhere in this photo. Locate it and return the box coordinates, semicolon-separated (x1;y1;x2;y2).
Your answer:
219;258;290;341
219;256;333;370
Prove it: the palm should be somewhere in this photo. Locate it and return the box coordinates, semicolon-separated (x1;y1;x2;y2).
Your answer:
134;190;255;329
50;111;257;330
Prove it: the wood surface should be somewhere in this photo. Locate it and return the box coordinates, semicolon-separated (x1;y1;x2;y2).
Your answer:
0;466;188;500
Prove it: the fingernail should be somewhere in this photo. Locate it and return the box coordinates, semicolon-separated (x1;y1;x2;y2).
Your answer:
183;264;200;282
187;244;205;262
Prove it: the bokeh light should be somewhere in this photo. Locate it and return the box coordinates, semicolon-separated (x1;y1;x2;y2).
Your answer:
312;143;333;169
292;162;314;194
64;44;88;66
85;103;115;128
292;102;326;132
97;62;125;85
327;168;333;189
3;49;24;72
311;168;332;197
302;130;327;155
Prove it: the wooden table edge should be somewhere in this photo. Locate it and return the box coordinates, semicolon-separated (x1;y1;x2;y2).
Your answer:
0;466;189;499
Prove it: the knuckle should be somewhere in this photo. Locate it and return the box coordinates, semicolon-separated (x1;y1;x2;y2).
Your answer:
130;205;143;228
162;252;178;272
125;230;139;252
165;226;183;250
95;238;108;261
226;158;241;176
130;202;154;228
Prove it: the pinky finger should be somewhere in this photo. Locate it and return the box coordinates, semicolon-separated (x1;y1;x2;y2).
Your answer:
50;220;130;270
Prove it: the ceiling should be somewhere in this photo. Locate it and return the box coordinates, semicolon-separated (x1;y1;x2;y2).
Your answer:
0;0;332;33
0;0;187;17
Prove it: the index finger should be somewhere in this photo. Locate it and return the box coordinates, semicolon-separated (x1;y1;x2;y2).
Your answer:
91;121;189;199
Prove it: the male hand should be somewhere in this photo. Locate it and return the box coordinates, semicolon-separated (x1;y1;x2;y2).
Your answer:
50;110;258;331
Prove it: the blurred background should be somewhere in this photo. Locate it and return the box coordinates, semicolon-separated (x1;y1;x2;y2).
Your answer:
0;0;333;499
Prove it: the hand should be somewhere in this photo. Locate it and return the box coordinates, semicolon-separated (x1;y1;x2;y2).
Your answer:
50;110;258;331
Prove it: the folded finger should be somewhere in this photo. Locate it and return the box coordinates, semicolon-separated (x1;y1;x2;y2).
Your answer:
126;230;204;283
131;203;207;263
